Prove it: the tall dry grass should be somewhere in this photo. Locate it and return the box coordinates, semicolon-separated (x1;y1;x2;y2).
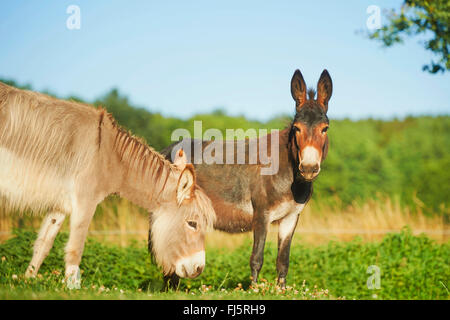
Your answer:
1;196;448;247
206;198;448;248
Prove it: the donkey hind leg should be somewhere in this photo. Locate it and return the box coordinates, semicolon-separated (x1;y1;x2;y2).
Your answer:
25;212;66;278
64;201;96;290
250;214;269;286
276;210;301;289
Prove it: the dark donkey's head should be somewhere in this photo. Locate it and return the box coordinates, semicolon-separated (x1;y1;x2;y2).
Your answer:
289;69;332;181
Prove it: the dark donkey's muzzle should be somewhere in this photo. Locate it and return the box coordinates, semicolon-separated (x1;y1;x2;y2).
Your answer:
299;146;321;181
299;163;320;181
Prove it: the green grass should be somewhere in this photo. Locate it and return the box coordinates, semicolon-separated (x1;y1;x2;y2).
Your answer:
0;228;448;300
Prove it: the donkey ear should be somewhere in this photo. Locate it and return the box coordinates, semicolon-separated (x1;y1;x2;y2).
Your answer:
291;69;307;109
173;148;187;171
316;69;332;112
176;165;195;205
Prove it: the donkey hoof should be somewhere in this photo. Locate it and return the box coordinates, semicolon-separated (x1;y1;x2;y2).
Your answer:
66;277;81;290
277;277;286;289
65;265;81;290
25;265;36;279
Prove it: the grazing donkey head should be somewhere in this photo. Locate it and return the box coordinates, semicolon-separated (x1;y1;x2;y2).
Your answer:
289;69;332;181
149;149;215;279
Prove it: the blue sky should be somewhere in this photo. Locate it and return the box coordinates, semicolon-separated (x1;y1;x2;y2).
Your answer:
1;0;449;121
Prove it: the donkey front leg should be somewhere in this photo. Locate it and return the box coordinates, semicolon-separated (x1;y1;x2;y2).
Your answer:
64;202;96;289
163;273;180;291
250;214;268;286
276;210;301;289
25;212;66;278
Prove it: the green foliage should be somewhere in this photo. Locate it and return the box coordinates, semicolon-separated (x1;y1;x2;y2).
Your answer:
369;0;450;73
0;79;32;90
93;89;186;150
0;230;448;299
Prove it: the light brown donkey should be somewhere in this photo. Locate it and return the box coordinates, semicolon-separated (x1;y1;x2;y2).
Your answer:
0;82;215;289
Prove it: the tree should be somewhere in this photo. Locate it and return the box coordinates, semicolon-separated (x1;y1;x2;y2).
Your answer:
0;79;32;90
369;0;450;74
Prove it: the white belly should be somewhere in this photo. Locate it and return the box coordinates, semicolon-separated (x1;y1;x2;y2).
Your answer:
233;199;305;223
269;201;305;223
0;147;73;214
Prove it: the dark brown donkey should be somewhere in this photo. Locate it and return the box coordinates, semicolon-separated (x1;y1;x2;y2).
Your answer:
159;69;332;288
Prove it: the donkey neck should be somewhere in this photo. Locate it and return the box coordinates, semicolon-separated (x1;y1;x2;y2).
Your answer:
273;127;312;204
276;128;296;180
105;120;177;211
117;160;176;211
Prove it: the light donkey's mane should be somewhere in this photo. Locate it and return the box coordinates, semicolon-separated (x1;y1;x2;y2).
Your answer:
99;102;216;230
104;111;175;199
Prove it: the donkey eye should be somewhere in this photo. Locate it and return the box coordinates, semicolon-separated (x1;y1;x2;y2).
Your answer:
187;221;197;230
322;126;329;134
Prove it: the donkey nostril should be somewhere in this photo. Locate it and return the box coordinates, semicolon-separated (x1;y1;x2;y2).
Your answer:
299;164;319;175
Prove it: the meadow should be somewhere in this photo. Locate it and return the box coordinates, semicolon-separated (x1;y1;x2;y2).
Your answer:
0;79;448;300
0;228;448;300
1;196;448;300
